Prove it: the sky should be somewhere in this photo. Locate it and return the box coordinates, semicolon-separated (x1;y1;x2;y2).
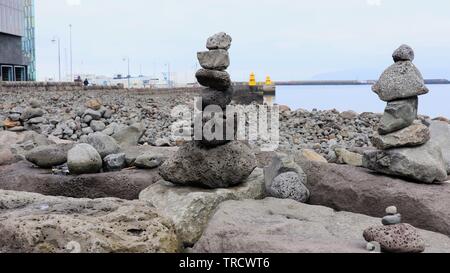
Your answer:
35;0;450;83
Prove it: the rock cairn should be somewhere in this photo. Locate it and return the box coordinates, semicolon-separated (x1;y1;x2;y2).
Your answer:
3;99;45;132
159;32;257;188
363;45;448;183
363;206;426;253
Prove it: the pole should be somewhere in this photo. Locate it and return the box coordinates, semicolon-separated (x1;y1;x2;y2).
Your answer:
127;57;130;88
57;38;61;81
69;24;73;81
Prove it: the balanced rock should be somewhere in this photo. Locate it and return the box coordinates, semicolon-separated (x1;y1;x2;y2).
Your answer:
378;97;418;135
382;214;402;226
25;144;73;168
197;49;230;71
195;69;231;91
393;44;415;62
67;144;103;175
196;113;234;147
206;32;232;50
80;132;121;159
200;88;233;110
371;122;430;150
159;141;257;188
372;61;429;102
363;224;425;253
363;141;448;183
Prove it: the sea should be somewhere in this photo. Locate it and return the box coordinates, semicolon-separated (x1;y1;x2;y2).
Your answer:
271;84;450;118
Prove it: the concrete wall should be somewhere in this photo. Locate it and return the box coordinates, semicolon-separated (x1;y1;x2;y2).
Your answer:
0;32;25;65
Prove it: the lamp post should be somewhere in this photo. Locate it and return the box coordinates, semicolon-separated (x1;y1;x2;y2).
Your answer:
165;63;171;88
123;57;130;88
69;24;73;81
51;36;61;81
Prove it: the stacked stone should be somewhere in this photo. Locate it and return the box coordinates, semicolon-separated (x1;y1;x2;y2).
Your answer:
2;99;46;132
159;33;257;189
363;45;448;183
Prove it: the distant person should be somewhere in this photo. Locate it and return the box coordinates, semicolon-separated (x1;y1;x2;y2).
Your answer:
83;79;89;86
75;76;82;83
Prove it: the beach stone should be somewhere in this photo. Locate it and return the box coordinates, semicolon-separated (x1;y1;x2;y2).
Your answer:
430;120;450;174
382;214;402;225
363;141;447;183
134;153;167;169
371;123;430;150
80;132;120;159
103;153;126;172
8;113;20;121
197;49;230;71
0;190;180;253
340;110;358;120
200;88;233;110
393;44;415;62
112;123;146;147
67;144;102;175
139;168;264;246
2;119;20;128
334;147;363;167
386;206;398;215
159;141;257;188
83;109;102;120
372;61;429;102
25;144;73;168
90;120;106;132
20;108;44;121
0;148;18;166
379;97;418;135
269;172;310;203
206;32;232;50
295;149;328;163
363;224;425;253
83;115;93;124
85;98;102;110
195;69;231;91
29;99;41;108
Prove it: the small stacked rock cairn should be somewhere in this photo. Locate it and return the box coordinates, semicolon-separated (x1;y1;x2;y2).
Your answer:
159;32;257;188
363;45;448;183
2;99;45;133
363;206;426;253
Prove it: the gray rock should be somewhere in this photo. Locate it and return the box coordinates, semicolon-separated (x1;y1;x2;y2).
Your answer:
67;144;103;174
371;123;430;150
103;153;126;172
83;115;93;124
154;138;171;147
206;32;232;50
112;123;146;146
195;69;231;91
393;44;415;62
29;99;41;108
386;206;398;215
82;127;94;135
269;172;310;203
159;141;257;188
90;120;106;132
340;110;358;120
379;97;418;135
134;153;167;169
200;87;233;110
372;61;429;102
8;113;20;121
197;49;230;71
103;109;113;119
382;214;402;225
430;120;450;174
83;109;102;120
80;132;121;159
25;144;73;168
364;224;425;253
26;117;46;124
334;147;363;167
363;141;447;183
20;108;44;121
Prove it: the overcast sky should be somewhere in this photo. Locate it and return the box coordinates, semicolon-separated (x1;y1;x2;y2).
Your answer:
35;0;450;82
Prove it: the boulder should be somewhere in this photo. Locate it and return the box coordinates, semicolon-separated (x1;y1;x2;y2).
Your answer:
0;161;160;200
197;49;230;71
392;44;415;62
67;144;103;175
0;190;180;253
363;141;447;183
299;161;450;235
195;69;231;91
192;198;450;253
159;141;257;188
371;123;430;150
103;153;126;172
80;132;121;159
334;147;363;167
206;32;232;50
139;168;265;246
134;153;167;169
364;224;425;253
372;61;429;102
25;144;73;168
378;97;418;135
112;123;146;146
430;120;450;174
200;88;233;110
269;172;310;203
85;98;102;110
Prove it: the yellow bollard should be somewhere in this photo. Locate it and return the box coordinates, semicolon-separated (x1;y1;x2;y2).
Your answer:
265;76;273;86
249;72;256;87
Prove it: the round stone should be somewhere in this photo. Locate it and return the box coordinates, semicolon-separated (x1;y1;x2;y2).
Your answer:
386;206;398;215
393;44;415;62
382;214;402;226
267;171;310;203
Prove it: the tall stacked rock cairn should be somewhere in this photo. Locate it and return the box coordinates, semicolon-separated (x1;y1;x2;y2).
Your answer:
159;32;257;188
363;45;448;183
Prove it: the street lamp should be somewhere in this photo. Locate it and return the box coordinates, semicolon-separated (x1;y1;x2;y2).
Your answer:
165;63;171;88
69;24;73;81
123;57;130;88
51;36;61;81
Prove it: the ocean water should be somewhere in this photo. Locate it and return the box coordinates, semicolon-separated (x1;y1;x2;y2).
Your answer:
274;84;450;118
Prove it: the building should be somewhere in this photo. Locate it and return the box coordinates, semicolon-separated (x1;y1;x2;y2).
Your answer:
0;0;35;81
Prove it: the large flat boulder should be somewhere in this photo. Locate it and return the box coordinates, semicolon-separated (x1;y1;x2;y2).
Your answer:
139;168;265;247
192;198;450;253
430;120;450;174
0;190;180;253
0;161;160;200
300;161;450;235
